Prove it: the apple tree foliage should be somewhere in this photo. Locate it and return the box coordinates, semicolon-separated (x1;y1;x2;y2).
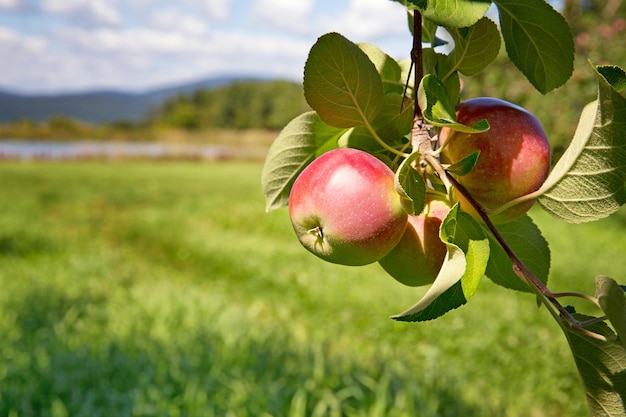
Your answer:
261;0;626;415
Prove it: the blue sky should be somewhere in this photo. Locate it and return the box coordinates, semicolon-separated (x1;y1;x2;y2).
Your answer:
0;0;412;94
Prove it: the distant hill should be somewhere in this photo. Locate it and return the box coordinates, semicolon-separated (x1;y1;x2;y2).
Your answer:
0;76;268;124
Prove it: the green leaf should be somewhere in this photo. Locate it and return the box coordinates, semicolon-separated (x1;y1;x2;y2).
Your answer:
446;151;480;176
418;74;489;132
484;215;550;293
422;50;462;105
261;111;344;211
337;127;380;153
596;276;626;350
358;43;404;95
395;152;427;216
560;313;626;416
337;93;412;153
448;17;501;77
406;0;492;28
392;205;489;321
597;65;626;93
537;66;626;223
304;32;384;128
372;93;414;142
494;0;574;93
418;74;456;125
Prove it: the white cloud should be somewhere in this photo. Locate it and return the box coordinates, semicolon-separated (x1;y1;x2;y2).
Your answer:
0;0;19;9
148;8;209;36
0;26;18;42
183;0;231;22
91;0;121;25
332;0;408;40
56;26;214;55
23;24;308;92
55;25;308;65
0;26;55;92
303;0;410;60
251;0;314;34
42;0;122;26
0;25;47;52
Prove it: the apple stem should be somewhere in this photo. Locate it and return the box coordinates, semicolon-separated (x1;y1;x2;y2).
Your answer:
425;153;453;194
308;226;324;239
488;190;541;217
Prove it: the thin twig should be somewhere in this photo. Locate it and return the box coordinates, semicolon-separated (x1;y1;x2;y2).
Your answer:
409;11;436;163
407;6;605;342
444;173;595;334
580;316;609;327
550;291;601;308
412;11;423;121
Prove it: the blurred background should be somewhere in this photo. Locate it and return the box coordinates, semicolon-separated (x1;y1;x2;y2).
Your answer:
0;0;625;416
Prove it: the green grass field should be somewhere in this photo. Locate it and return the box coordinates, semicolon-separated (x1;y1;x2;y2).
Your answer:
0;161;624;417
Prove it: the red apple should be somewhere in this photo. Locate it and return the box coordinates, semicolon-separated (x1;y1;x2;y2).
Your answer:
440;97;551;223
288;148;407;266
378;197;450;286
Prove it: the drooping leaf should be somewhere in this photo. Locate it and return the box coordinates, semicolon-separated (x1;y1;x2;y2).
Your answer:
304;32;384;128
358;43;404;95
446;151;480;176
448;16;501;77
494;0;574;93
560;312;626;416
418;73;455;126
405;0;492;28
597;65;626;93
261;111;344;211
596;276;626;350
392;205;489;321
395;152;426;216
537;66;626;223
418;74;489;132
422;50;462;105
484;215;550;293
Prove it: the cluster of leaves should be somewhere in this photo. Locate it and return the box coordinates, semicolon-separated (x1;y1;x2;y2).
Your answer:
150;80;310;130
262;0;626;415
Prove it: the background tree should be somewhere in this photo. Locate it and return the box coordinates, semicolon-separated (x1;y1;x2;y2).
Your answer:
151;80;310;130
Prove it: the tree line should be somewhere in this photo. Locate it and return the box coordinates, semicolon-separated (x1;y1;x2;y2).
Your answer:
149;80;310;130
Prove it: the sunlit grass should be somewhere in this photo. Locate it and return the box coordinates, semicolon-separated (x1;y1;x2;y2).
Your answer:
0;161;623;416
